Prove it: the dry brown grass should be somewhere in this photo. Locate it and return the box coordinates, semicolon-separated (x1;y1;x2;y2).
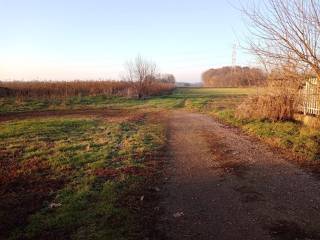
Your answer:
236;81;299;121
0;80;174;99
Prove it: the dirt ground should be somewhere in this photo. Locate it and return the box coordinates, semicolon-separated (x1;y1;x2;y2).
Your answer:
157;111;320;240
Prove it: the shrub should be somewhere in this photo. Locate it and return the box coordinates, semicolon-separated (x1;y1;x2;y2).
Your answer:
236;81;298;121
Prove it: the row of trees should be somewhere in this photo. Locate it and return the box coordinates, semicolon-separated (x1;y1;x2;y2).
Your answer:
202;66;266;87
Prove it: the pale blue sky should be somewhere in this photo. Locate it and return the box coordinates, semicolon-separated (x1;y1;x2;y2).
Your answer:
0;0;254;82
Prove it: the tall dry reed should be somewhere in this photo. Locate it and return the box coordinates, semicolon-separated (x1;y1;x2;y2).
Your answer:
0;80;174;99
236;80;300;121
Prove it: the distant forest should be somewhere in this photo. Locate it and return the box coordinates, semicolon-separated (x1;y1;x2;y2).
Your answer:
202;66;266;87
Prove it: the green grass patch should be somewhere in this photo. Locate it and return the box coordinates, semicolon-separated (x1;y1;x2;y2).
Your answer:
0;87;255;113
242;120;320;160
210;109;320;160
0;95;144;113
0;117;165;240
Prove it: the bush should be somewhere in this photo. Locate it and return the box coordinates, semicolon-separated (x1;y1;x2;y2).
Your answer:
236;94;295;121
236;82;298;121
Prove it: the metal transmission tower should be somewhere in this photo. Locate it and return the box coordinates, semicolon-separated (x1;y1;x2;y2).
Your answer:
232;44;237;68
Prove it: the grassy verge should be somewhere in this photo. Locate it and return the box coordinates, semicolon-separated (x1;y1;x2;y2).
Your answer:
0;116;166;239
166;88;320;161
211;110;320;160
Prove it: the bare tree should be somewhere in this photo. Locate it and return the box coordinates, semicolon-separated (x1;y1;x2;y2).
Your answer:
242;0;320;81
124;55;157;99
234;0;320;121
157;73;176;84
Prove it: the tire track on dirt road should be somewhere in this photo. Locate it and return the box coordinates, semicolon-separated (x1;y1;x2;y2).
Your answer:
158;110;320;240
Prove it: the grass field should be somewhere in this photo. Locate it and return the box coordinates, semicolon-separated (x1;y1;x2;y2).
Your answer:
0;113;166;239
1;87;319;239
0;87;254;113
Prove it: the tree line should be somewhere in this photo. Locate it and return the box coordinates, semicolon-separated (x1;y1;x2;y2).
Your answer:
202;66;266;87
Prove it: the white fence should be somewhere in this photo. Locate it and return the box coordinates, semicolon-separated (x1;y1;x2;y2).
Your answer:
301;78;320;116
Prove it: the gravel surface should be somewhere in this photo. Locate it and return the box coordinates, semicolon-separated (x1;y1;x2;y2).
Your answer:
158;111;320;240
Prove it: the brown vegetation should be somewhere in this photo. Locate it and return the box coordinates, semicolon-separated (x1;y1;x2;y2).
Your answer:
123;55;175;99
236;80;299;121
238;0;320;121
0;80;174;99
202;66;266;87
0;56;175;100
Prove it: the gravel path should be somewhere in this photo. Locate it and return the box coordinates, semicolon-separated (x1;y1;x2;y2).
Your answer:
158;111;320;240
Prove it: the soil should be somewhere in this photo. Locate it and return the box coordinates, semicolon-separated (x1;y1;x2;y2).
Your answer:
157;110;320;240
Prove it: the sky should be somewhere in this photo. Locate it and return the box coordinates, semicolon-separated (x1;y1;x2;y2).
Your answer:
0;0;255;82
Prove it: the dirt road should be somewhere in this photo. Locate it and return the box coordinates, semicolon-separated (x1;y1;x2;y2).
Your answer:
158;111;320;240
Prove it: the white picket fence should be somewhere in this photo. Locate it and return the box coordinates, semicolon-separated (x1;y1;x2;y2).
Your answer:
301;78;320;116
